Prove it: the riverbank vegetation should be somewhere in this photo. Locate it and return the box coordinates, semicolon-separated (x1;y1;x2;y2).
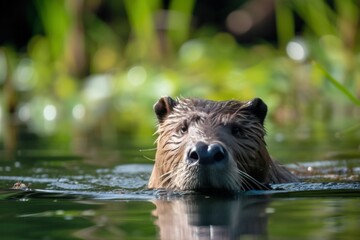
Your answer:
1;0;359;157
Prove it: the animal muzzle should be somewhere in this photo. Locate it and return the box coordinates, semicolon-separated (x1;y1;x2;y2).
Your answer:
187;142;228;165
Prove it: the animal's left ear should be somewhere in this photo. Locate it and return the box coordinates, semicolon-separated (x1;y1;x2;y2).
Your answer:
242;98;268;124
153;96;177;123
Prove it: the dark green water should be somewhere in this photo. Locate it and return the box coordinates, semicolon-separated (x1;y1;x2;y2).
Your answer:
1;134;360;240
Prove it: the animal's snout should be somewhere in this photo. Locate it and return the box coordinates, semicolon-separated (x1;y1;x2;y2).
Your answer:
187;142;228;165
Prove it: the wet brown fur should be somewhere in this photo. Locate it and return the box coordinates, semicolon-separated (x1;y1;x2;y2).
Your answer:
148;97;297;191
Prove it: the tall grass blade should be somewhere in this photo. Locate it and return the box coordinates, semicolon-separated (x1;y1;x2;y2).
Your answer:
168;0;196;47
275;0;295;49
315;62;360;106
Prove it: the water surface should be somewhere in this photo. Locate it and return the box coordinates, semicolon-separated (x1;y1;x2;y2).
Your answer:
1;135;360;240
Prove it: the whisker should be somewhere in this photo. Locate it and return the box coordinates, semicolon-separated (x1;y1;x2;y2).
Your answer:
237;169;270;190
158;161;183;188
159;171;173;187
243;175;268;190
239;175;252;191
143;155;155;161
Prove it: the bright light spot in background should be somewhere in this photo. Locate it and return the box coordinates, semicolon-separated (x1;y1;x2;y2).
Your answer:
127;66;147;86
72;104;85;120
13;59;37;91
43;105;57;121
84;75;111;101
179;40;204;64
18;104;31;122
152;74;175;96
226;10;253;35
286;39;308;62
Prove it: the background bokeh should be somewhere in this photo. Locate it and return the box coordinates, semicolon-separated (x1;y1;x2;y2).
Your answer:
1;0;359;159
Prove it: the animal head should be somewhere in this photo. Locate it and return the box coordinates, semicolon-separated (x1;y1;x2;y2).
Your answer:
149;97;272;192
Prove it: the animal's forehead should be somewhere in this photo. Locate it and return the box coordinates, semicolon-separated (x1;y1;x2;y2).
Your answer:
175;99;244;114
166;99;250;125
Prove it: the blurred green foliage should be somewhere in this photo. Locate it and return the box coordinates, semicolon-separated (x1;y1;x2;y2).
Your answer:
0;0;359;150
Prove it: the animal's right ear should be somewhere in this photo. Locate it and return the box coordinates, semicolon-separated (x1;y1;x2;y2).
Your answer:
154;97;177;123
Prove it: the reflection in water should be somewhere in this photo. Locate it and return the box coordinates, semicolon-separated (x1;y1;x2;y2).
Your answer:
2;187;360;239
152;194;270;240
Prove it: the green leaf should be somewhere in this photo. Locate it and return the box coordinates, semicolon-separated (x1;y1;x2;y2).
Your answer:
314;62;360;107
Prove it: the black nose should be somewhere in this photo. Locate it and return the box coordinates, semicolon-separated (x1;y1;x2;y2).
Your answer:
187;142;228;165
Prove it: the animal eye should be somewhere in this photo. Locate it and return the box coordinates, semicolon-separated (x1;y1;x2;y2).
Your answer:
178;121;188;135
231;124;244;137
